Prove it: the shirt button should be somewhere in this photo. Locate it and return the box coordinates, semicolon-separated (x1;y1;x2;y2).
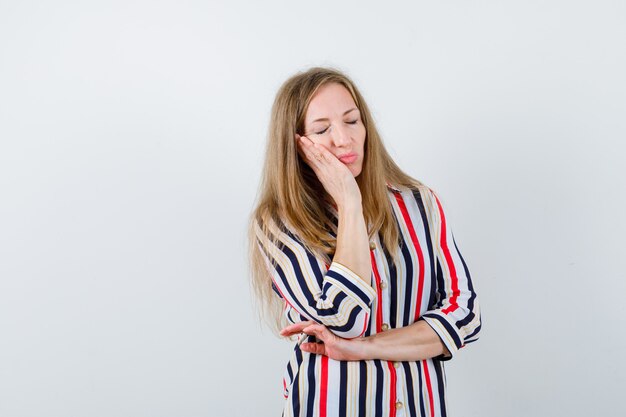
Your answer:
394;361;400;368
381;323;389;331
395;401;403;410
380;281;387;289
369;241;376;250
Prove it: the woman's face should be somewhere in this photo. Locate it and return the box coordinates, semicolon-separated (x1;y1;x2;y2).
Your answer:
302;82;366;177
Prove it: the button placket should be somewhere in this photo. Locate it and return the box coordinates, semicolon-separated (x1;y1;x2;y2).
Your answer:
394;362;405;414
371;235;389;295
370;234;389;334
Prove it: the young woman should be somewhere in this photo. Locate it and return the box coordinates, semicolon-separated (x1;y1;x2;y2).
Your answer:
248;66;481;417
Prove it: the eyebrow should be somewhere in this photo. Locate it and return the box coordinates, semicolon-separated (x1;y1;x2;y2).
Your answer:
309;108;359;124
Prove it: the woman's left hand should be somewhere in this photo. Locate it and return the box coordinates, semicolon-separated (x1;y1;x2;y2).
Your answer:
280;321;368;361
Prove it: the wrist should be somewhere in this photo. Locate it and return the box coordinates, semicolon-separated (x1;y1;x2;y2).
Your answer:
347;336;375;361
355;334;376;361
336;197;363;213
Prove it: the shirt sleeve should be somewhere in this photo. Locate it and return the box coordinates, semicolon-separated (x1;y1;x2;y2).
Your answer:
253;217;377;339
419;188;482;360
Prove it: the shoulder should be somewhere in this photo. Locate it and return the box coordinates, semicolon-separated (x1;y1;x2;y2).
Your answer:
253;213;296;244
387;181;451;221
386;180;436;201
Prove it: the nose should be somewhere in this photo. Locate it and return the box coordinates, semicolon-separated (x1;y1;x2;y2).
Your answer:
329;124;351;147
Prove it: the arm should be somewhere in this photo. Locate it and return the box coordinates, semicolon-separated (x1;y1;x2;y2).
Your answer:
297;133;372;284
417;188;481;360
281;319;450;361
281;187;480;361
255;216;375;339
254;135;375;339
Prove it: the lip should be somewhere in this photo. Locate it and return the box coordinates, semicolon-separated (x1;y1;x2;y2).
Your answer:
338;152;358;164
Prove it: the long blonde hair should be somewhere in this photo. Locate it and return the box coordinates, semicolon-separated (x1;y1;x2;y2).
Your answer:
248;66;424;334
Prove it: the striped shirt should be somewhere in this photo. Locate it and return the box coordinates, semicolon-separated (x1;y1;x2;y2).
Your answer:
255;183;481;417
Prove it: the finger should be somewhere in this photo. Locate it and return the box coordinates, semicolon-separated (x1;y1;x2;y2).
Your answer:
300;342;327;356
302;324;332;342
297;135;320;160
295;140;307;162
297;137;327;171
280;320;315;337
280;321;313;337
309;142;341;167
300;138;334;168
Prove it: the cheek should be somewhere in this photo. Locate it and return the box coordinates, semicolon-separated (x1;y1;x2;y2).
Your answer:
308;136;331;148
358;131;366;153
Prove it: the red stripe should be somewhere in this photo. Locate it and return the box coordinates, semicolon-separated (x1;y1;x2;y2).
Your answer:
387;361;397;417
319;355;329;417
394;193;426;320
358;312;369;337
432;193;460;314
370;250;383;333
422;360;435;417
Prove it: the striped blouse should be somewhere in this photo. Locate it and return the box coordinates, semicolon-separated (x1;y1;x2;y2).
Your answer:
255;183;481;417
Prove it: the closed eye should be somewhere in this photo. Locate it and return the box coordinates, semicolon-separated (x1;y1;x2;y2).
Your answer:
314;120;359;135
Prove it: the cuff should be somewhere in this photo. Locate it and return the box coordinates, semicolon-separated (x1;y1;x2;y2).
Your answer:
325;261;377;310
420;312;464;360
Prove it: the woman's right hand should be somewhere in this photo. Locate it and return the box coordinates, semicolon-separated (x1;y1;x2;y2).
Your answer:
295;134;362;210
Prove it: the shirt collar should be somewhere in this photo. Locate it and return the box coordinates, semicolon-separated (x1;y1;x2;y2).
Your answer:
386;182;402;193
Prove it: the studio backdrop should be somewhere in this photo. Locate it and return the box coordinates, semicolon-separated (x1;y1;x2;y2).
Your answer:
0;1;624;416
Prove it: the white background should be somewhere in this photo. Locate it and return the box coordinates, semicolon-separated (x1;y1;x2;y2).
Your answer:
1;1;624;416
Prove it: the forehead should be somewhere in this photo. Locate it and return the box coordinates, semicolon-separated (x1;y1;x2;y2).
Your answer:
305;83;357;122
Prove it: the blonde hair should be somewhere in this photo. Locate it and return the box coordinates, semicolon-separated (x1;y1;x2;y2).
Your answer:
248;66;425;334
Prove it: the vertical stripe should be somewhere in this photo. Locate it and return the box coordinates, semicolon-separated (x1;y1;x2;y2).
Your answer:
414;189;437;313
358;361;367;417
319;355;328;417
267;185;480;417
306;354;317;417
432;360;448;417
339;361;348;416
291;359;301;417
395;193;426;320
381;241;399;334
386;361;397;417
416;361;426;417
402;362;418;417
422;360;435;417
452;236;477;327
432;193;460;315
370;251;384;333
374;361;384;417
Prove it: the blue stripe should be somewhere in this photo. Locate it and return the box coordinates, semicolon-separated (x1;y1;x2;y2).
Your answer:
339;361;348;416
403;362;418;417
432;359;448;417
358;361;367;417
421;313;463;350
305;354;316;417
263;226;369;332
413;188;438;313
259;184;480;416
326;268;374;306
374;360;384;416
453;235;478;329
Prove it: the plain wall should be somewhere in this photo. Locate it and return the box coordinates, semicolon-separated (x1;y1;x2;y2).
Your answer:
1;1;624;416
